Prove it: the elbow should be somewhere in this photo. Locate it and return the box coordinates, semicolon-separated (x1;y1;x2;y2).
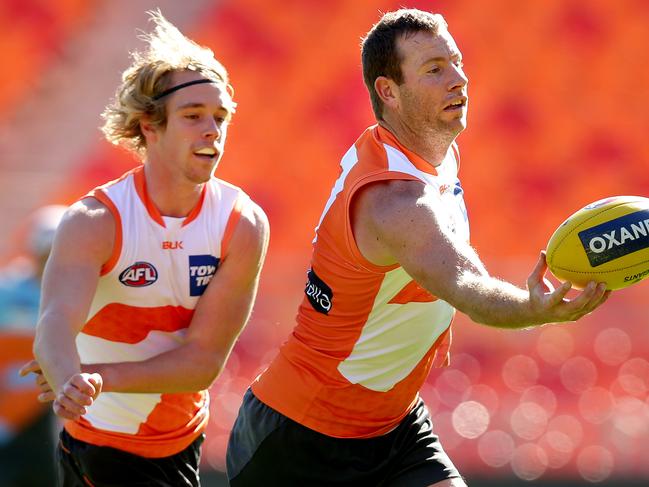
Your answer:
32;332;47;364
191;354;224;390
198;368;220;390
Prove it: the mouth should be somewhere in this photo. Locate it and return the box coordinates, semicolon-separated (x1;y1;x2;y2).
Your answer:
193;147;219;160
443;97;468;112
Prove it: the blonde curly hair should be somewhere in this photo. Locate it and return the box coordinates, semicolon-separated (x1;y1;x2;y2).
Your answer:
101;10;235;157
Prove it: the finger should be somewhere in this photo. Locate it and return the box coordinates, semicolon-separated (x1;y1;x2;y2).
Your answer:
559;281;599;313
545;280;573;307
62;383;94;408
527;251;548;289
38;391;56;403
581;284;610;313
68;375;98;397
87;373;103;397
53;394;87;419
541;276;555;294
53;400;81;421
18;360;41;376
36;375;50;387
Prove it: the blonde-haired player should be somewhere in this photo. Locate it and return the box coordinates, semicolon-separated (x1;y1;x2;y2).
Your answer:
21;10;268;485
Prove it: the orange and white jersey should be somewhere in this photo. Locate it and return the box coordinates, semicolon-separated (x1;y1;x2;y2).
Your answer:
65;165;247;458
253;125;469;438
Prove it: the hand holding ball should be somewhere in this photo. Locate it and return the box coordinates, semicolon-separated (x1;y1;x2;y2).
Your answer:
546;196;649;290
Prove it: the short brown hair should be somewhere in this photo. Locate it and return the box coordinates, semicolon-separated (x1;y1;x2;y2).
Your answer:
101;10;235;158
361;9;447;120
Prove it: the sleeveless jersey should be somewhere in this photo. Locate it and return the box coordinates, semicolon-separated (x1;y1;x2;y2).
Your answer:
252;125;470;438
65;165;246;457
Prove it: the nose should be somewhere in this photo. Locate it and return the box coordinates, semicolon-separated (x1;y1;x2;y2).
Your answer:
449;65;468;92
203;118;222;141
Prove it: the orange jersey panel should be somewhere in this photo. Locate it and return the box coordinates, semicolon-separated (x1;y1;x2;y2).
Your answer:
253;126;469;438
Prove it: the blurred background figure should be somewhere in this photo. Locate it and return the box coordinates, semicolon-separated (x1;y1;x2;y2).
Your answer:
0;204;66;487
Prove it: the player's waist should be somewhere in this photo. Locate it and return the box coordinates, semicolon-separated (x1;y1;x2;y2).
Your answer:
64;402;209;458
252;338;421;438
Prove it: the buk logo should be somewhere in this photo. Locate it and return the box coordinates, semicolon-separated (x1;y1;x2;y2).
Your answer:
119;262;158;287
189;255;220;296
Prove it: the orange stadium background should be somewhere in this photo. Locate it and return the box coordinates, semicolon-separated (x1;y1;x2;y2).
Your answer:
1;0;648;486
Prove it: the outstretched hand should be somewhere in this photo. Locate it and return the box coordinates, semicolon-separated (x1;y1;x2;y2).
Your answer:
526;251;610;324
19;360;55;402
19;359;102;421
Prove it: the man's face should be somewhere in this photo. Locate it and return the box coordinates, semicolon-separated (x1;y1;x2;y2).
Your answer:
147;70;234;184
394;28;468;139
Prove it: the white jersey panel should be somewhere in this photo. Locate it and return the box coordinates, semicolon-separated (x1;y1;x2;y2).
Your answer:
78;172;243;433
337;144;468;392
337;267;455;392
313;144;358;243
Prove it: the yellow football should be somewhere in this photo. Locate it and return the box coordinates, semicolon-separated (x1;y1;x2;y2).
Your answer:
546;196;649;290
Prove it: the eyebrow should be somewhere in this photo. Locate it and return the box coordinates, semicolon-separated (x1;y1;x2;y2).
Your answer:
422;53;463;65
176;102;232;116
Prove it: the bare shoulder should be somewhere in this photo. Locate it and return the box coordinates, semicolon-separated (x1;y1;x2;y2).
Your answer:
235;197;270;246
222;197;269;273
240;198;269;233
353;178;429;230
53;197;115;261
352;178;431;266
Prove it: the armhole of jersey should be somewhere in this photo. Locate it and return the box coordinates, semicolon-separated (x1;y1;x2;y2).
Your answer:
220;193;245;260
345;171;421;273
86;189;122;276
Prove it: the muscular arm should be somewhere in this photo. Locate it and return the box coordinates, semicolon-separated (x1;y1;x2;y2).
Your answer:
351;179;608;328
33;198;113;417
86;200;270;393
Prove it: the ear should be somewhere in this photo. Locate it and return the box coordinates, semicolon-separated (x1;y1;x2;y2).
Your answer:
374;76;399;110
140;116;158;142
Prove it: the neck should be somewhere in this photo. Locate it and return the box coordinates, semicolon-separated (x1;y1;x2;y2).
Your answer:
143;163;204;217
378;117;452;167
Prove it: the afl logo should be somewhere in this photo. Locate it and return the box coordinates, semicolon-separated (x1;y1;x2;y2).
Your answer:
119;262;158;287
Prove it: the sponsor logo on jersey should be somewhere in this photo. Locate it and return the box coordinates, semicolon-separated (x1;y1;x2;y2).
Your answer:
119;262;158;287
162;240;183;250
305;268;332;314
189;255;219;296
579;210;649;267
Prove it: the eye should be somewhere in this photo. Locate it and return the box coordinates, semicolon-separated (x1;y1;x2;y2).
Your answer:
185;113;200;120
428;65;441;74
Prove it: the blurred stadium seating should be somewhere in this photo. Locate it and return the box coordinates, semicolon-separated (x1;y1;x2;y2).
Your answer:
2;1;648;485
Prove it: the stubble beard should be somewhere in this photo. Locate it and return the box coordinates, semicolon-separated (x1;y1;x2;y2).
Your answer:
401;90;463;152
415;111;463;155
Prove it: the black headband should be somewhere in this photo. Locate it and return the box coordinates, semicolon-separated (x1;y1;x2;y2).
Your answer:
152;79;216;101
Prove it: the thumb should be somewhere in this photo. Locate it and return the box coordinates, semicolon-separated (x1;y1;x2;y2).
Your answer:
18;359;41;377
87;373;103;398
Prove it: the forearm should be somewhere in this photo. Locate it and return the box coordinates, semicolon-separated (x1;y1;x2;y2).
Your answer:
33;313;82;393
83;341;226;393
454;271;538;328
